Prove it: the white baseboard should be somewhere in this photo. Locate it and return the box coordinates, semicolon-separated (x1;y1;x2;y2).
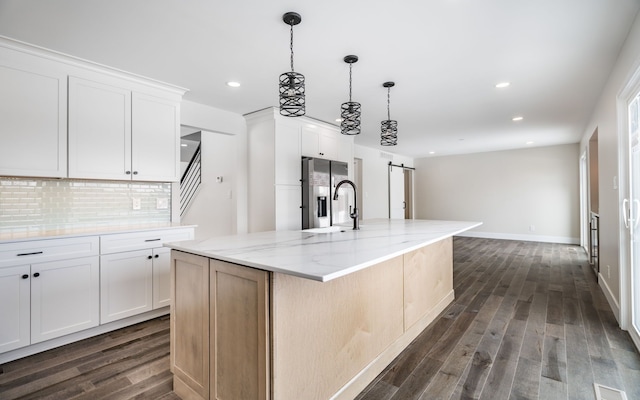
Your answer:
598;273;621;322
457;230;580;245
629;326;640;354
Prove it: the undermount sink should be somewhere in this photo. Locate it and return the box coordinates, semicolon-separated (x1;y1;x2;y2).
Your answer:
302;226;345;233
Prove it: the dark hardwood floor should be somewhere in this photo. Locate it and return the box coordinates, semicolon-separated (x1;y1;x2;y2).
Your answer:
1;237;639;400
357;237;640;400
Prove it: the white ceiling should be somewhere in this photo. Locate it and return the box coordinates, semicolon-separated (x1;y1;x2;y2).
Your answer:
1;0;638;158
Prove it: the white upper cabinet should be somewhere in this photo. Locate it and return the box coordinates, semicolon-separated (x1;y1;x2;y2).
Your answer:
68;77;132;180
69;78;181;182
0;47;67;178
131;93;180;182
0;37;186;181
301;126;339;161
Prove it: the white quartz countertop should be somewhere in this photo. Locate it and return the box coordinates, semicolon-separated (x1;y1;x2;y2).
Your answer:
165;219;481;282
0;223;197;244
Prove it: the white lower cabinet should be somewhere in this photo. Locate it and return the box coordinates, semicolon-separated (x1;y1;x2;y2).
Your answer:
100;250;153;324
99;228;194;323
0;236;99;354
0;265;30;353
31;256;100;343
152;247;171;309
0;228;193;358
0;256;100;353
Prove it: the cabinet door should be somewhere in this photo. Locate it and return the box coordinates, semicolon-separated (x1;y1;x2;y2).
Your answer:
318;131;339;161
274;122;301;185
0;56;67;178
68;76;132;180
100;250;153;323
171;251;210;400
211;259;269;400
30;256;100;344
301;126;339;160
0;265;30;353
300;127;320;158
132;93;180;182
275;185;302;231
152;247;171;309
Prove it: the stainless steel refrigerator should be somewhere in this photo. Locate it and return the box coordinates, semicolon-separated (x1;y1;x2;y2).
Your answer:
301;157;351;229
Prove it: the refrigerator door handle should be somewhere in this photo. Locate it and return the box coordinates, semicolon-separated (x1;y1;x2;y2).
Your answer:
624;198;630;229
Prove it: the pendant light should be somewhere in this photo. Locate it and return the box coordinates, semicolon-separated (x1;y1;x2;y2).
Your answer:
380;81;398;146
279;12;305;117
341;55;361;135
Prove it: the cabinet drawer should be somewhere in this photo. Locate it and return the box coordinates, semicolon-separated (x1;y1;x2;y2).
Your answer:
100;228;194;254
0;236;99;268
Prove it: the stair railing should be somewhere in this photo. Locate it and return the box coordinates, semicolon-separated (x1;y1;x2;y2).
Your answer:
180;143;201;217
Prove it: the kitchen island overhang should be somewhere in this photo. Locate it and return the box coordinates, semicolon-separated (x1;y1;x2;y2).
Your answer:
166;219;481;400
165;218;482;282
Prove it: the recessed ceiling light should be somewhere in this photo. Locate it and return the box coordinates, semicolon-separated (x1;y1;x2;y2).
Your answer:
307;124;317;129
496;82;510;88
181;144;188;147
226;81;241;87
526;141;534;145
335;118;343;122
429;151;436;155
512;116;524;121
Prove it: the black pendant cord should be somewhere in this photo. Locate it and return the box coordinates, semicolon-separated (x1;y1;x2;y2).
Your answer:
348;63;353;102
289;23;295;72
387;86;391;121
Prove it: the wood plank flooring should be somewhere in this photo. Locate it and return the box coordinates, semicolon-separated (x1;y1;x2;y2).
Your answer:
357;237;640;400
0;237;638;400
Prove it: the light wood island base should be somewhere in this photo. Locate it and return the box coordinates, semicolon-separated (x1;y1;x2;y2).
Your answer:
170;237;453;400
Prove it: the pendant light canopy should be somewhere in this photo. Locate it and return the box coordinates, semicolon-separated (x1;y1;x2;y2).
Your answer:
340;55;361;135
380;81;398;146
279;12;305;117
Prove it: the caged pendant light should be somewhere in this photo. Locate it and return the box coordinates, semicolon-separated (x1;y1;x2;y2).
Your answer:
340;55;361;135
279;12;305;117
380;81;398;146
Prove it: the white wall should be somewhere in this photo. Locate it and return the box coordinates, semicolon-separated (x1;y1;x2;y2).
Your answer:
354;145;414;219
179;100;248;236
579;12;640;318
414;144;580;244
181;131;237;239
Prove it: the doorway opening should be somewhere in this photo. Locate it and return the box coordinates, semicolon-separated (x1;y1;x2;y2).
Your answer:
589;129;600;276
619;66;640;352
388;162;414;219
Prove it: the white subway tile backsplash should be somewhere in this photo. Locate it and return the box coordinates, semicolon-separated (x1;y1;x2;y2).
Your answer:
0;177;171;234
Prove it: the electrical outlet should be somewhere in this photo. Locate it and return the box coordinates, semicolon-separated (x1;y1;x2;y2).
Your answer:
529;225;535;232
156;198;169;209
132;198;141;210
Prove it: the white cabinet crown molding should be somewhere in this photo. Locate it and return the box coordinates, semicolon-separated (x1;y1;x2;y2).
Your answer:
0;35;188;97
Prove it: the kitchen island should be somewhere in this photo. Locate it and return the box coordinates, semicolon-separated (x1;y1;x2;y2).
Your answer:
167;219;480;400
